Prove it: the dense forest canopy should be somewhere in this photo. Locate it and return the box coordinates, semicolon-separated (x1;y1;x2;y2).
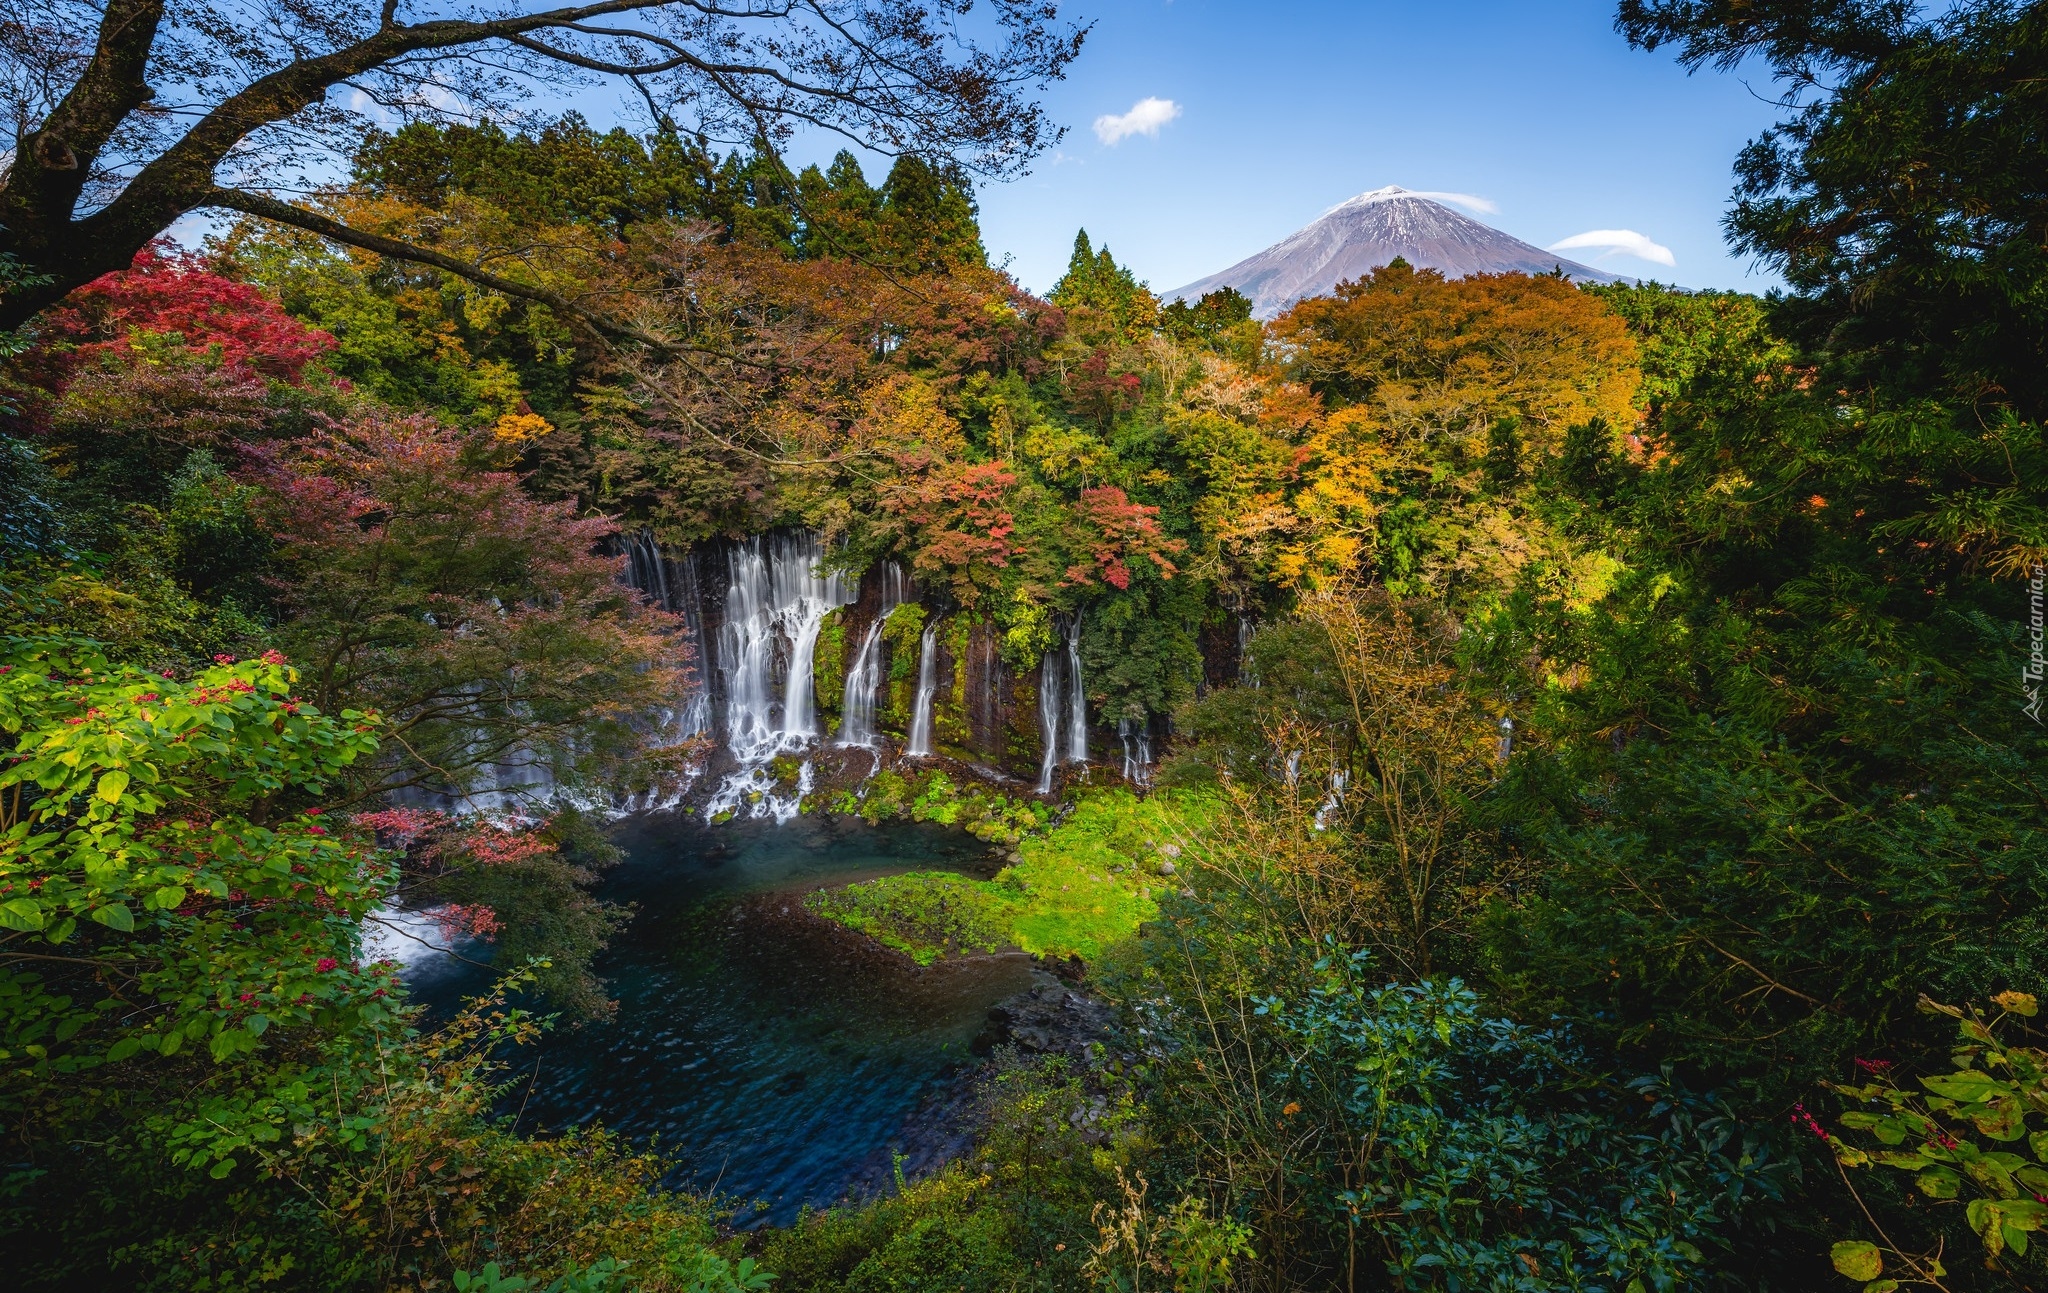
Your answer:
3;0;2048;1290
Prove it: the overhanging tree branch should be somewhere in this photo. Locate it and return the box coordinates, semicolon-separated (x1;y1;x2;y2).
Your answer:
0;0;1083;328
205;185;677;354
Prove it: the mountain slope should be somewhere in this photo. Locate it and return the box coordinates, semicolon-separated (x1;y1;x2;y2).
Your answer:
1165;187;1628;319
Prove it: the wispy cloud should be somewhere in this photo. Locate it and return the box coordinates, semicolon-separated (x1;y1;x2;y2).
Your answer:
1405;190;1498;214
1094;97;1182;145
1548;229;1676;268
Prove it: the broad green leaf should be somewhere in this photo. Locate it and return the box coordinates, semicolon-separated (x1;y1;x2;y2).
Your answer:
151;886;186;910
1831;1240;1883;1281
1971;1094;2026;1141
1916;1167;1961;1198
105;1036;140;1062
1923;1072;2002;1102
90;903;134;932
96;769;129;802
1969;1198;2004;1251
0;898;45;931
2002;1199;2048;1226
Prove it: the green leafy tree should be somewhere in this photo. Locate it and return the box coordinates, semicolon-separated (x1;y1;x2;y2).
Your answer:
1050;231;1160;345
0;640;385;1076
1619;0;2048;416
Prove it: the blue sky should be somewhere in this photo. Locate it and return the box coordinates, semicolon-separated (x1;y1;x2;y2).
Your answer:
194;0;1790;296
894;0;1790;297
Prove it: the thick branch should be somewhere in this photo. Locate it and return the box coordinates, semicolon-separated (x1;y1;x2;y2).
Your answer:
8;0;166;233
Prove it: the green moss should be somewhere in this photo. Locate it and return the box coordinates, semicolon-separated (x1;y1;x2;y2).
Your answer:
881;602;926;681
813;611;847;716
805;871;1012;965
808;788;1215;964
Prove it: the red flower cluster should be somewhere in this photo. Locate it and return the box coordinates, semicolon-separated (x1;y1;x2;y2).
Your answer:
1790;1102;1830;1141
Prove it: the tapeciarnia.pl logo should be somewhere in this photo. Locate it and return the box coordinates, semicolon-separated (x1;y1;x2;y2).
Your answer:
2027;563;2045;723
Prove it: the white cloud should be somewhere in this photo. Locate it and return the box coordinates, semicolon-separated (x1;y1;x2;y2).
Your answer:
1548;229;1676;268
1404;190;1498;214
1094;97;1182;145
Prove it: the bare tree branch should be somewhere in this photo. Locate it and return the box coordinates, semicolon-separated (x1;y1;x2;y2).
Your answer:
0;0;1086;326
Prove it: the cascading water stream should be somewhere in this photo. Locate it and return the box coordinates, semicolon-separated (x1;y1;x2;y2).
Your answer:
1035;647;1063;795
1118;716;1153;787
1064;613;1087;764
836;564;905;750
622;533;712;812
706;533;853;822
904;620;942;757
836;620;887;748
1314;768;1349;830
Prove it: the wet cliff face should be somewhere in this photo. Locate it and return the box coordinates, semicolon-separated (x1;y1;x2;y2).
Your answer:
622;530;1184;810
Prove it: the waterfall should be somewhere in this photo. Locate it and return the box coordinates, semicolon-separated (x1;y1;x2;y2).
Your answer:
1314;768;1348;830
1118;716;1153;786
836;563;905;749
905;619;942;757
837;620;886;747
625;531;711;740
1035;647;1063;795
717;532;851;758
1063;612;1087;764
705;533;854;822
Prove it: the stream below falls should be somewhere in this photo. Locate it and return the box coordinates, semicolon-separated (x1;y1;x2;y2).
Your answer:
399;814;1045;1225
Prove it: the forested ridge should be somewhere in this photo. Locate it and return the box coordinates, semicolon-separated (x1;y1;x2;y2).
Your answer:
4;0;2048;1289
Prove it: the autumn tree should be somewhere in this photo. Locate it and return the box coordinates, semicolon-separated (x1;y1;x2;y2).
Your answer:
0;0;1084;332
256;413;685;803
1272;263;1641;598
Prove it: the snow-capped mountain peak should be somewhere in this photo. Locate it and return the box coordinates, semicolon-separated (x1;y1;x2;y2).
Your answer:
1323;185;1411;214
1165;187;1627;319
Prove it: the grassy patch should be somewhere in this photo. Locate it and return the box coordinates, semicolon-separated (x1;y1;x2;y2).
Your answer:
805;871;1013;966
804;788;1215;964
